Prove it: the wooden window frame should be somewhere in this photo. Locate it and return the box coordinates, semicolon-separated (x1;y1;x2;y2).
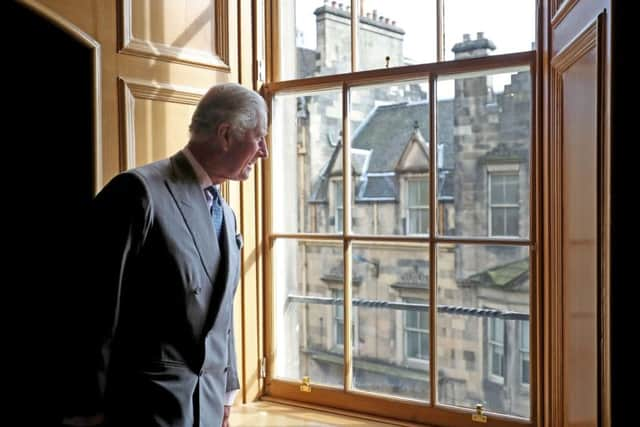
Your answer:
262;1;539;426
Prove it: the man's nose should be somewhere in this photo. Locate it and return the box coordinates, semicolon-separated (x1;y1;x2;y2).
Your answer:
259;139;269;158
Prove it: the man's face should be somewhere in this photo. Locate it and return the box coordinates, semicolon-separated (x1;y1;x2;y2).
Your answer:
224;121;268;181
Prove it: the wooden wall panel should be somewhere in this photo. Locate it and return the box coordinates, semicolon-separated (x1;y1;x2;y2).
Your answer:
121;0;229;69
546;1;610;424
561;47;598;426
118;78;205;168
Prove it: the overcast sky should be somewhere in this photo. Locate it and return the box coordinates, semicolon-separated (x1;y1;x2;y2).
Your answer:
295;0;535;93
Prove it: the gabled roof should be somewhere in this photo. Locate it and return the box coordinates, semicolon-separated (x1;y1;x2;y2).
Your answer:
310;99;456;202
351;99;455;172
395;127;429;173
330;148;372;176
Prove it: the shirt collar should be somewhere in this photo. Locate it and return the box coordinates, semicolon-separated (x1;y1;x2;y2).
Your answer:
182;146;215;191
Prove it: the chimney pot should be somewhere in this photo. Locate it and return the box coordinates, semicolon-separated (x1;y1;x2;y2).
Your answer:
477;32;484;39
385;18;390;24
338;3;343;9
366;12;371;18
372;9;377;19
392;20;396;26
332;1;336;7
463;33;470;41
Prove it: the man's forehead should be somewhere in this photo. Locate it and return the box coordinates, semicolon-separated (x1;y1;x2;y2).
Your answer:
257;115;268;134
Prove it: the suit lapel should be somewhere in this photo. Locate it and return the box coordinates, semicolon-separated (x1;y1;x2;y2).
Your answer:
166;153;220;284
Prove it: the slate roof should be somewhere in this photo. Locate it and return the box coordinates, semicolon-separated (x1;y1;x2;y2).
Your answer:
358;173;397;200
352;99;455;171
310;99;456;202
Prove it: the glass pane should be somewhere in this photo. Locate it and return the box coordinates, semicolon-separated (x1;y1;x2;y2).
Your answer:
437;68;531;238
443;0;535;61
436;243;530;418
349;80;429;235
490;342;504;377
408;209;428;235
491;208;505;236
335;180;344;232
272;89;342;234
280;0;352;80
520;320;529;350
408;179;428;205
506;207;519;236
274;239;344;388
520;320;530;385
521;356;530;385
351;243;430;402
505;174;519;203
357;0;437;71
490;317;504;343
490;175;505;204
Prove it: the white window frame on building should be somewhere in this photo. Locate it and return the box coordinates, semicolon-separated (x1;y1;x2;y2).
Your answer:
404;297;429;361
406;176;429;235
487;165;520;237
333;178;343;233
332;288;357;349
333;288;345;346
488;316;506;384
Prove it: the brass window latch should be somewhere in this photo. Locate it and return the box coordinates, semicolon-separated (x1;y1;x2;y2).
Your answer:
472;404;487;423
300;376;312;392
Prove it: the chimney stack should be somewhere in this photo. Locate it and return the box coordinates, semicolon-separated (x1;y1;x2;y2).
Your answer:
452;32;495;59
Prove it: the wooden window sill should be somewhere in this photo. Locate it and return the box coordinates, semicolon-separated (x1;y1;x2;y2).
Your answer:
230;398;427;426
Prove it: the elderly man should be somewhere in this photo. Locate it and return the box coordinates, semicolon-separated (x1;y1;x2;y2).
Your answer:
63;83;268;427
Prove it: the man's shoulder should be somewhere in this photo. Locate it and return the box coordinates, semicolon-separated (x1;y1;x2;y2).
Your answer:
132;157;172;178
100;158;171;197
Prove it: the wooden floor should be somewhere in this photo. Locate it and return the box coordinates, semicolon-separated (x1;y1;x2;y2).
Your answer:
229;401;401;426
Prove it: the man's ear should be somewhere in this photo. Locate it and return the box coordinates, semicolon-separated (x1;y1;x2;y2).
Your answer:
217;122;232;151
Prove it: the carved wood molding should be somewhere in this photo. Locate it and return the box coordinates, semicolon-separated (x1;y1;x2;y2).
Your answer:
551;0;579;29
548;12;606;426
18;0;103;192
119;0;230;70
118;77;206;170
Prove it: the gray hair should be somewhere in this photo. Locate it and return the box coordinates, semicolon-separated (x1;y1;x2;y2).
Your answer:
189;83;267;139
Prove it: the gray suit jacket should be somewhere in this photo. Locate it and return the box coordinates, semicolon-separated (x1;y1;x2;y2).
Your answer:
86;152;241;426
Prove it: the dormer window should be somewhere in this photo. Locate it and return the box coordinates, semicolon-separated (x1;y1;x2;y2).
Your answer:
407;177;428;234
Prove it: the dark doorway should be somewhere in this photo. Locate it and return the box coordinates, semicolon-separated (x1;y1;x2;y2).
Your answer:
7;2;94;425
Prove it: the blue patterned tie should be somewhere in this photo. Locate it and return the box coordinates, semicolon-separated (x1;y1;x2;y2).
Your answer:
206;186;224;244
